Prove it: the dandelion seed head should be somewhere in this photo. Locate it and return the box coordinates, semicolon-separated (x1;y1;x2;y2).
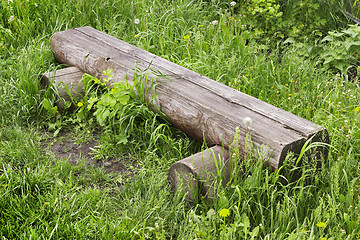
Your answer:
134;18;140;24
243;117;252;126
211;20;218;26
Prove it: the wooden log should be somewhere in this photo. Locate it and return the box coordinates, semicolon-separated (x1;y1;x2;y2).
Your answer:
40;67;84;112
168;146;230;202
50;26;329;170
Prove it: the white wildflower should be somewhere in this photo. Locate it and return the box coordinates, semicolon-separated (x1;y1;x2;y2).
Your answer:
134;18;140;25
211;20;218;26
230;1;236;7
8;0;13;3
8;15;15;22
243;117;252;127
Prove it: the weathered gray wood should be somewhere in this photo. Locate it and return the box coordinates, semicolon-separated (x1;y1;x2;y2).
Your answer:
40;67;84;112
168;146;230;202
50;26;329;169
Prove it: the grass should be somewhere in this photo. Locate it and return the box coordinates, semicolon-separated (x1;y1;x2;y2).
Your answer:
1;0;360;239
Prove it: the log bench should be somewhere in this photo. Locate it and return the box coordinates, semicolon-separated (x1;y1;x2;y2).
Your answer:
45;26;329;201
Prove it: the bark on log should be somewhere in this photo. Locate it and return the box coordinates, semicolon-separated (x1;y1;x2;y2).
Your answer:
40;67;84;112
168;146;230;202
50;26;329;170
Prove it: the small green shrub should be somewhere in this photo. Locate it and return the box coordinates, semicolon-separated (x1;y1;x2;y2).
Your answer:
231;0;346;44
318;24;360;77
292;24;360;78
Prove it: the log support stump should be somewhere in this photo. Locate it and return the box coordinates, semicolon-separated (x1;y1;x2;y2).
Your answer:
40;67;84;112
168;146;230;203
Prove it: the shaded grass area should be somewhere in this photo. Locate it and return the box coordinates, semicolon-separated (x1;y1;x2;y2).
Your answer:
0;0;359;239
0;126;191;239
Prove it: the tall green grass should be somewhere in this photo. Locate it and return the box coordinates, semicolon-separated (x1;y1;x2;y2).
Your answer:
0;0;359;239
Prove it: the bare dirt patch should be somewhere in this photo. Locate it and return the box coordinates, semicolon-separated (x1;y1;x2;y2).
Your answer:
41;131;136;178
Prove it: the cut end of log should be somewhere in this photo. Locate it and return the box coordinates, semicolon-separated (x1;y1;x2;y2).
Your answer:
276;127;330;170
168;146;230;203
168;162;199;202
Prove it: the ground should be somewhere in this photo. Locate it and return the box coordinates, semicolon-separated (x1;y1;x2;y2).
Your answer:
41;131;135;177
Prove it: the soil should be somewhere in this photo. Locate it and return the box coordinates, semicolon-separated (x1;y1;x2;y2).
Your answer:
41;131;136;179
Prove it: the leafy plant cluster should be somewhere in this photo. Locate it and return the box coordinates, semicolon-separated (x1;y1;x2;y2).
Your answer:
42;67;196;163
232;0;345;43
301;24;360;77
42;69;133;136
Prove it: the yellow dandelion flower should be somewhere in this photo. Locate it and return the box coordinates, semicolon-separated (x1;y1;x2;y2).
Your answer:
183;35;190;40
219;208;230;218
316;222;326;228
77;102;84;107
